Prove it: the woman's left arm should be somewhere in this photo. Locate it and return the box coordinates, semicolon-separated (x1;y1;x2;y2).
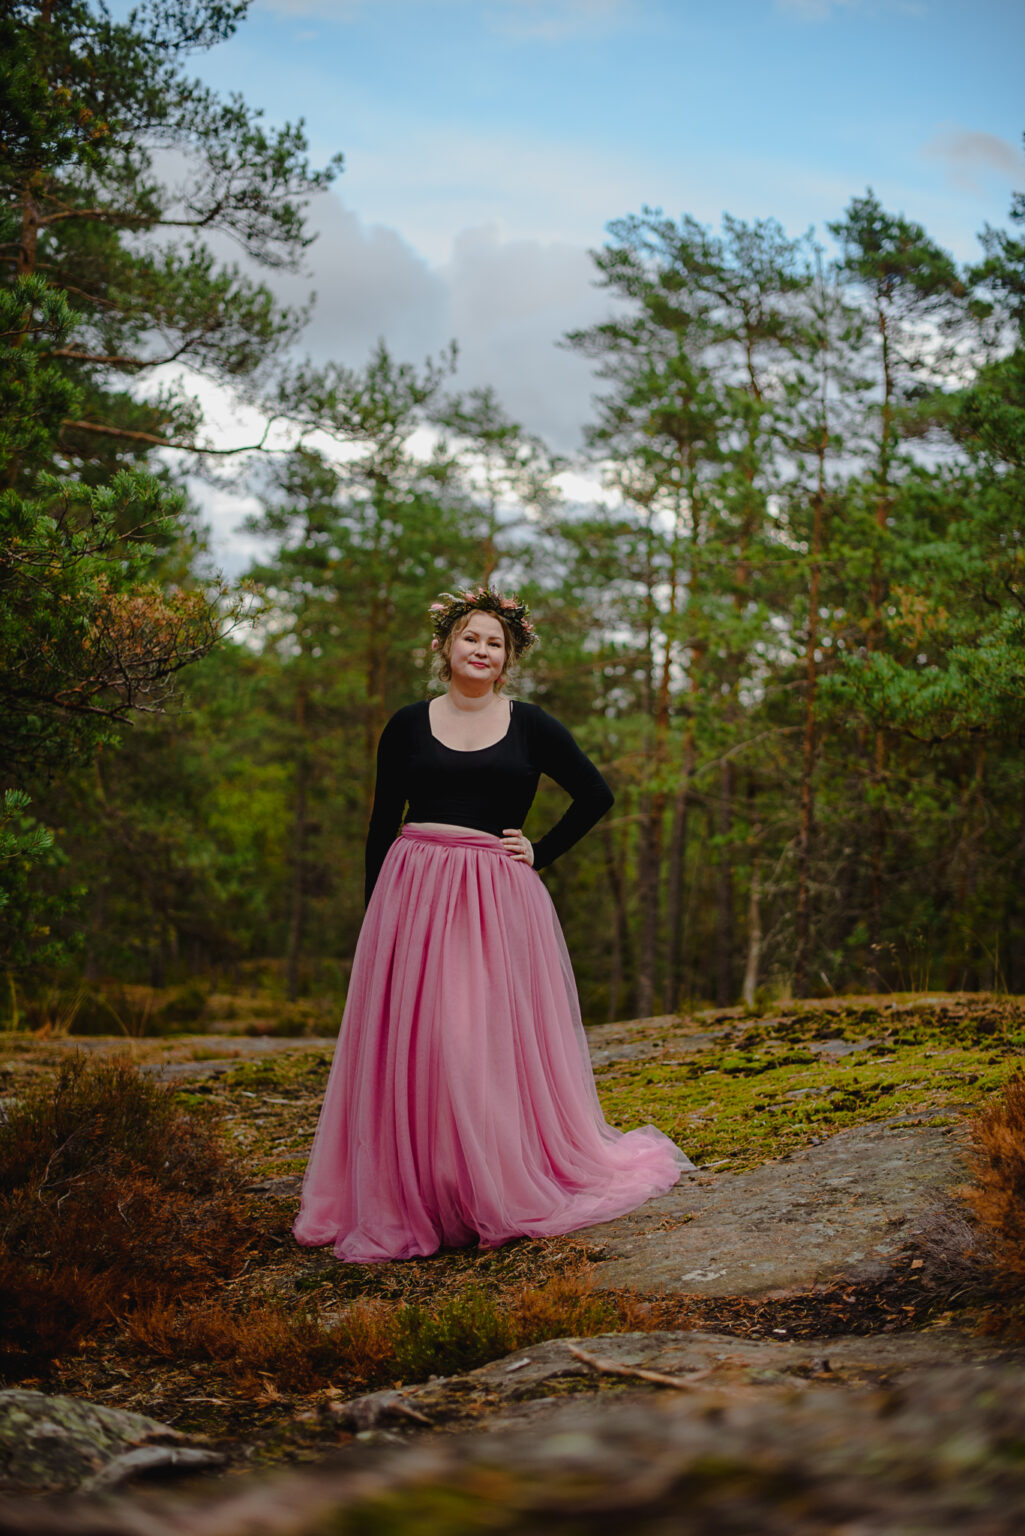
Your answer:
528;708;614;872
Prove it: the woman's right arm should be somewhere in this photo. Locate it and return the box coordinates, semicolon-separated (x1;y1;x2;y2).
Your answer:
364;709;412;905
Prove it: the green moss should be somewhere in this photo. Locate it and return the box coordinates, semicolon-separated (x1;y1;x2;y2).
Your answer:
223;1055;329;1091
595;1003;1025;1170
203;1000;1025;1181
323;1477;521;1536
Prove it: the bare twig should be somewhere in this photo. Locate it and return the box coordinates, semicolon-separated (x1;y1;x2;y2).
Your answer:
61;418;281;455
567;1344;712;1390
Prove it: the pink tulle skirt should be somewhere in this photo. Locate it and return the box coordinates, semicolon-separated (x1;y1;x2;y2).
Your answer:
293;825;691;1263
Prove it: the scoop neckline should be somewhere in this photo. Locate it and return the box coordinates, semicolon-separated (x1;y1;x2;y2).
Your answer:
426;697;514;754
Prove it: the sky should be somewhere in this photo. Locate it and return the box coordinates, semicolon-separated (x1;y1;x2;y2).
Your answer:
108;0;1025;569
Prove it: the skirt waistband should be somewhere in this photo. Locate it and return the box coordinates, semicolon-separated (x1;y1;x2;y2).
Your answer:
400;824;506;853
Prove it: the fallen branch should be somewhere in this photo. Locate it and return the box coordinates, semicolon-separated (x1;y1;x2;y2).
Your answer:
567;1345;712;1390
329;1388;433;1431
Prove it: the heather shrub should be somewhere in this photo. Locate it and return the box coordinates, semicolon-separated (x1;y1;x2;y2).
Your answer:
961;1072;1025;1307
0;1055;259;1366
391;1286;517;1380
0;1054;226;1194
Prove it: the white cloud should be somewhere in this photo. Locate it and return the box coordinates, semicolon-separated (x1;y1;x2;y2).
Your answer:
774;0;858;18
485;0;633;40
441;224;611;445
188;480;269;579
254;0;364;16
269;194;612;447
344;125;670;263
773;0;925;18
270;192;451;365
156;192;622;574
254;0;632;30
922;128;1025;195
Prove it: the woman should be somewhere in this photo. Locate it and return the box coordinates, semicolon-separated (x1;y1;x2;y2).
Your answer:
294;587;691;1263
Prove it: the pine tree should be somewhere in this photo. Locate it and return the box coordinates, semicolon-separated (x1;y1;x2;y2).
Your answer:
826;190;966;979
0;0;340;973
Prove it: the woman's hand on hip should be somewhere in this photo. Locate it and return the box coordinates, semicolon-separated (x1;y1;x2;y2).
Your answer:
501;828;534;866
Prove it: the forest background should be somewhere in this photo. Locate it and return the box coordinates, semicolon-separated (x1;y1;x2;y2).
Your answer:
2;0;1024;1033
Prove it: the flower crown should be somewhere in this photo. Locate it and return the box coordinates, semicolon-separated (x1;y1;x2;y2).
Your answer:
428;586;537;657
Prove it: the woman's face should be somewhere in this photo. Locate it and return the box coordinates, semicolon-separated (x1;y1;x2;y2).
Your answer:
449;611;507;689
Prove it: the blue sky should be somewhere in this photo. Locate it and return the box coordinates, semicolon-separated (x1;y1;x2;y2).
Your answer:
206;0;1023;261
104;0;1025;563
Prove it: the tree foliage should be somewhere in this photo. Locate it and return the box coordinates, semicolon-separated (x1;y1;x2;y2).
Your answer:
0;0;339;970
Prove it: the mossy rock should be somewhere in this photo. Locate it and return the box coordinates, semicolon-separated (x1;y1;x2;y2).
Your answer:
0;1390;222;1493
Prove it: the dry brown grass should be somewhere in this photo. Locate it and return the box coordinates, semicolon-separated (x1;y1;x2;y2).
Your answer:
887;1072;1025;1334
963;1072;1025;1269
120;1272;623;1397
0;1054;267;1367
123;1297;395;1395
959;1072;1025;1315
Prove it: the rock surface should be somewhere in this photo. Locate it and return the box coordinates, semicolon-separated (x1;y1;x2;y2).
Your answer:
576;1115;964;1296
325;1325;1023;1438
5;1357;1025;1533
0;1392;223;1495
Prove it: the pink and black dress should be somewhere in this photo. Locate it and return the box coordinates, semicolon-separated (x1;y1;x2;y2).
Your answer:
293;698;692;1263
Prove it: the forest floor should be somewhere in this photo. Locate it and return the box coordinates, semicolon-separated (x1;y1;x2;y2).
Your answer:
3;992;1025;1530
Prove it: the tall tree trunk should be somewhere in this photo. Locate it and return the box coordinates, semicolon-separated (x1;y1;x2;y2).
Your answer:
742;856;762;1007
741;776;762;1006
1008;780;1025;994
715;760;734;1006
17;187;40;279
944;744;986;991
794;447;826;996
362;582;391;820
869;729;886;988
148;938;165;989
635;790;659;1018
82;883;105;983
712;346;761;1011
83;755;109;982
664;488;702;1014
3;189;42;489
664;718;696;1012
601;819;629;1022
637;517;675;1018
867;304;894;989
285;682;309;1002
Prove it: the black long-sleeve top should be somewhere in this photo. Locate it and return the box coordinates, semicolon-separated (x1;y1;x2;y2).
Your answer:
364;699;614;903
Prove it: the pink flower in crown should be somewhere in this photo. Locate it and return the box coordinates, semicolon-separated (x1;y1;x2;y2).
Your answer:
429;602;445;613
462;589;476;601
500;597;516;610
431;637;439;651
